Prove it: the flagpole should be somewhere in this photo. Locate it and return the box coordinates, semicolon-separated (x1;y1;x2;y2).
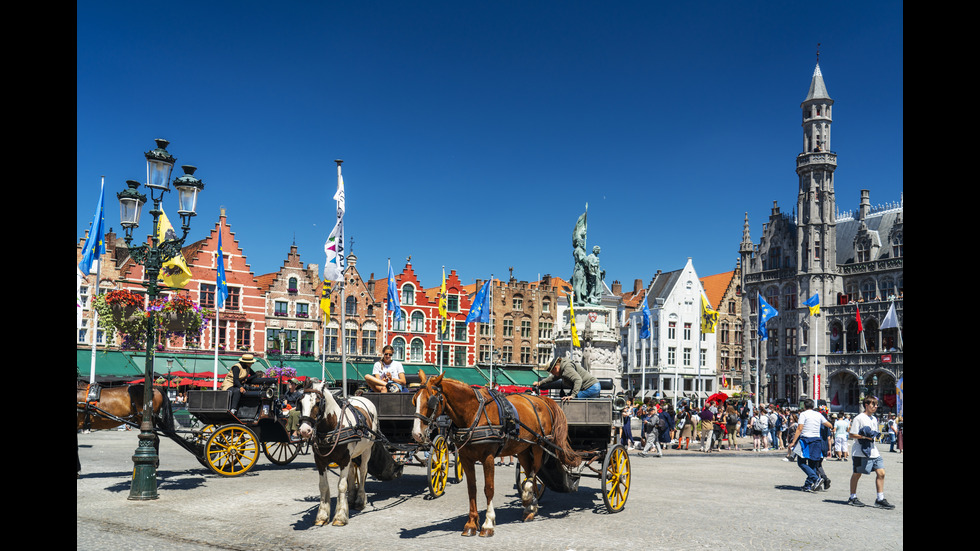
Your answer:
489;275;494;388
336;160;347;399
88;176;104;385
213;216;224;390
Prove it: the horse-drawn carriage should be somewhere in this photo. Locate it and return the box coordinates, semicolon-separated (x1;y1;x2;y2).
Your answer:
77;377;305;477
360;384;463;497
515;394;631;513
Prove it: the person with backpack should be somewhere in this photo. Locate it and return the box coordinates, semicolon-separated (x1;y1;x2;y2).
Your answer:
724;404;740;450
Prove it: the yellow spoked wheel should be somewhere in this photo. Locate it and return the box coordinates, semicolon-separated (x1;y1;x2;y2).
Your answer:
204;424;260;477
601;444;630;513
427;435;450;497
451;448;463;484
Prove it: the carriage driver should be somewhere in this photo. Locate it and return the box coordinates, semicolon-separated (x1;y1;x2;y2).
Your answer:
221;353;257;415
532;356;601;402
365;345;407;392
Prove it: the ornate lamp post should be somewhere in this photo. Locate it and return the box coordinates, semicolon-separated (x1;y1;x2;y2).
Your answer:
118;139;204;500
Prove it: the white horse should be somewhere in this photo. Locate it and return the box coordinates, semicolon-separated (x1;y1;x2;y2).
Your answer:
297;383;378;526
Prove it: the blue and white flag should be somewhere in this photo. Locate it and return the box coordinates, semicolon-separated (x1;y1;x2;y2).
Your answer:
216;230;228;309
758;294;779;341
387;260;401;321
639;296;651;339
78;179;106;275
465;279;492;324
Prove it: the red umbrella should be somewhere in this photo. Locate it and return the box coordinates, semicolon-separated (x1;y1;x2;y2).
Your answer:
706;392;729;405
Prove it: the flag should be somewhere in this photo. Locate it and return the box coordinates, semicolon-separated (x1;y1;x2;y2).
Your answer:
567;293;581;348
804;293;820;316
639;296;651;339
438;268;448;335
758;294;778;341
216;230;228;309
323;166;346;282
700;294;719;333
465;279;491;324
881;302;899;329
157;209;192;288
856;305;866;352
320;280;331;320
387;260;401;322
78;179;106;275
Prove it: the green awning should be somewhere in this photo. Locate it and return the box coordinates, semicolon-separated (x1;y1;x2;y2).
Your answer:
494;368;545;386
76;349;143;379
438;366;490;386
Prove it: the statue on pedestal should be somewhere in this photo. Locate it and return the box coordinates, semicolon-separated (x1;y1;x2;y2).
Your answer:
571;208;604;306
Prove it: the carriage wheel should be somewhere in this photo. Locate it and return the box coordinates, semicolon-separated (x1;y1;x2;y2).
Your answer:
600;444;630;513
515;462;546;501
204;424;260;477
427;435;450;497
263;440;302;465
450;448;463;484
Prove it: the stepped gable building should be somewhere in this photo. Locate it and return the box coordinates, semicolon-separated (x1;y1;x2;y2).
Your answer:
739;62;903;412
259;243;321;358
320;253;383;362
699;265;743;393
465;272;566;370
378;261;475;368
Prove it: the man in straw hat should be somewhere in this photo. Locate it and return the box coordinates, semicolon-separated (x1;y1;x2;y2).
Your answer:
221;353;257;415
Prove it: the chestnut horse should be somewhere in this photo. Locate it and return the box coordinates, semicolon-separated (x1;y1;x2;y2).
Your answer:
297;382;378;527
411;372;580;537
77;382;170;475
76;382;168;431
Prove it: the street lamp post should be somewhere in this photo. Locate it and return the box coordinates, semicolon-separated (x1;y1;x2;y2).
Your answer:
118;139;204;501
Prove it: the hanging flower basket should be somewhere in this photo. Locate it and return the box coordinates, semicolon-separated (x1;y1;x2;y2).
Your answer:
149;295;211;336
92;289;148;338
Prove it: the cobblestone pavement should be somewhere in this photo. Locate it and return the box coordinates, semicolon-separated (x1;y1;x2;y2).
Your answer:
78;430;902;550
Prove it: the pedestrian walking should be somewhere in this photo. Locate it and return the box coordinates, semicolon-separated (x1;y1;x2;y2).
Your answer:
786;399;833;492
847;397;895;509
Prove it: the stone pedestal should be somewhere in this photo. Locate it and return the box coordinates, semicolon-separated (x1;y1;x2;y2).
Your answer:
554;305;623;394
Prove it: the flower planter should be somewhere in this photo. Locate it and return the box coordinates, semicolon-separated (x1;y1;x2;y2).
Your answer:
159;310;198;333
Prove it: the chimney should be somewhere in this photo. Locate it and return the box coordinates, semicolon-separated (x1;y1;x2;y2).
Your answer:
633;279;643;293
611;280;622;295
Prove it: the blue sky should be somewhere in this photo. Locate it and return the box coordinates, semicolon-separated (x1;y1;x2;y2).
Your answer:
77;1;903;293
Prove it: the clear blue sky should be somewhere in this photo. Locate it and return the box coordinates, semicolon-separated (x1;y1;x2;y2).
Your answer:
77;1;903;292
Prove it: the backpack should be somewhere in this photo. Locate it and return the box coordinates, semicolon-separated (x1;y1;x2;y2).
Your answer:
656;414;667;431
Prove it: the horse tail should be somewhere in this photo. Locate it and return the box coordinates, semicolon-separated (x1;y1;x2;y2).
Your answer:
542;397;581;468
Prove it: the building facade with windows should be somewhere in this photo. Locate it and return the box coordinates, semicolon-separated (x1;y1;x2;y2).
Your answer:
622;258;717;402
259;244;321;361
739;62;903;412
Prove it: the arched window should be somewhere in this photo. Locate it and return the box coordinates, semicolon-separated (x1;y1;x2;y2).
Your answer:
288;277;298;292
392;337;406;361
411;311;425;332
346;295;357;315
860;279;876;302
393;309;407;332
782;284;797;310
765;287;779;310
402;284;415;305
410;338;424;362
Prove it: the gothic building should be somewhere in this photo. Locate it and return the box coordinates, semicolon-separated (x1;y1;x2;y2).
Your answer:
739;62;903;413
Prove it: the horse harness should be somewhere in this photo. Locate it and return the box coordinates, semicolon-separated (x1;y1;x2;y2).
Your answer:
423;385;559;457
304;390;377;460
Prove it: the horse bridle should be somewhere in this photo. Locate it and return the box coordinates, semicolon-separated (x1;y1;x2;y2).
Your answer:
298;388;325;431
413;385;449;443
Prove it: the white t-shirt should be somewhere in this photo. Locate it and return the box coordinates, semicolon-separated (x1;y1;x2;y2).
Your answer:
798;409;828;438
373;359;405;381
833;419;849;438
849;412;880;458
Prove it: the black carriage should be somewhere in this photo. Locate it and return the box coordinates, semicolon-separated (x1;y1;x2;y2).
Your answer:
360;379;463;497
180;378;305;476
515;381;631;513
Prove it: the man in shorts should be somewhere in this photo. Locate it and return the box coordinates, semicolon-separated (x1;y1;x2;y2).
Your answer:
847;397;895;509
832;414;850;460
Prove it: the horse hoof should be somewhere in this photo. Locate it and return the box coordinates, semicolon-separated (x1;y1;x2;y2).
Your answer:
523;513;536;522
314;520;327;527
479;529;494;537
461;528;477;537
332;519;348;527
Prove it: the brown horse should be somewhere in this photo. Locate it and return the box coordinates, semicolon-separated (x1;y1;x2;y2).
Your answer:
411;372;580;537
76;383;168;431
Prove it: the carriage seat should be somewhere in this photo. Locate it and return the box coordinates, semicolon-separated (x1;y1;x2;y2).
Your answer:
538;377;614;396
